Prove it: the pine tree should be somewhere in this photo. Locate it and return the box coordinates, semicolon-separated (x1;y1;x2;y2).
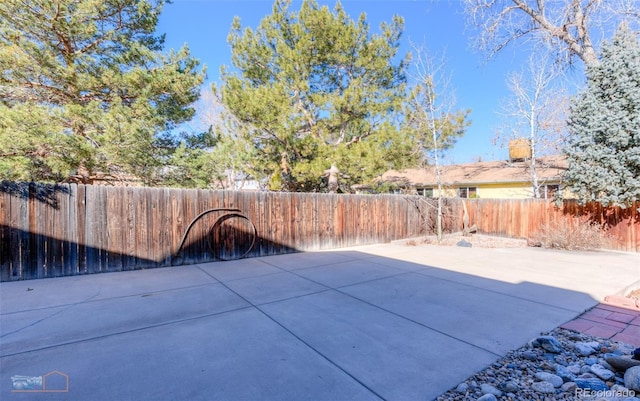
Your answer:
0;0;205;184
563;24;640;207
219;0;420;192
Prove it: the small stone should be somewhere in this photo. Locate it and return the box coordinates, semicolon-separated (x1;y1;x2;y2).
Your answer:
535;372;563;388
554;355;568;366
455;383;468;394
456;239;472;247
560;381;577;393
555;365;576;382
574;377;609;391
480;383;502;397
502;381;519;393
590;364;615;381
580;365;593;374
522;351;538;361
567;364;581;375
536;336;563;353
606;355;640;372
584;341;602;350
584;357;599;366
575;342;596;356
624;366;640;391
531;381;556;393
477;395;497;401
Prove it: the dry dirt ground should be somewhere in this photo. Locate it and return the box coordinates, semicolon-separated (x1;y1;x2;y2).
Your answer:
406;232;529;248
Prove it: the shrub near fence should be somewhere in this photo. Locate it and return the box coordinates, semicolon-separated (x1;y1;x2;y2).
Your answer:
0;182;433;281
459;199;639;252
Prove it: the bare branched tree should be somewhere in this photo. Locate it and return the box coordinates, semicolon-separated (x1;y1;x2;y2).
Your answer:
405;42;469;241
495;54;569;197
185;86;259;189
464;0;640;67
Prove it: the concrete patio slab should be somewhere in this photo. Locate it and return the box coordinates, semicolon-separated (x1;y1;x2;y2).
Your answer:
292;259;408;288
220;272;328;305
340;272;581;355
261;291;497;401
352;243;639;301
1;282;249;357
0;264;217;313
1;244;638;401
258;251;357;271
2;308;381;401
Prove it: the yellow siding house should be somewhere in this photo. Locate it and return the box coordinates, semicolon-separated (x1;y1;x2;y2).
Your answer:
370;155;569;199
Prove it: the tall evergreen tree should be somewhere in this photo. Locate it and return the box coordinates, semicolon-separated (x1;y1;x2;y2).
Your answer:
219;0;420;192
564;24;640;206
0;0;205;184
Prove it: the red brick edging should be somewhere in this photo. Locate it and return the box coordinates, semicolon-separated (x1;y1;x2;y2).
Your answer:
560;296;640;347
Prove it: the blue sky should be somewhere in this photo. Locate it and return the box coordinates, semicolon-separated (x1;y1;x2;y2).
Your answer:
157;0;537;164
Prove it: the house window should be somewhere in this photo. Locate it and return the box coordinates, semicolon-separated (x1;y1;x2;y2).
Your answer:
417;188;434;198
543;185;559;199
458;187;477;198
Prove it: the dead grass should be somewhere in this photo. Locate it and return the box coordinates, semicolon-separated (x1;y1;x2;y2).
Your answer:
628;289;640;302
530;215;609;251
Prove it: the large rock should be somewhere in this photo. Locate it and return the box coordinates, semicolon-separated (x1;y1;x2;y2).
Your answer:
574;377;609;391
455;383;468;394
606;355;640;372
534;336;563;354
535;372;563;388
477;395;497;401
575;342;597;356
590;364;615;381
556;365;576;382
531;381;555;393
625;366;640;392
501;381;519;393
480;383;502;397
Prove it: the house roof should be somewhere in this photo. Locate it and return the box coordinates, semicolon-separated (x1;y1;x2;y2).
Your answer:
378;155;568;187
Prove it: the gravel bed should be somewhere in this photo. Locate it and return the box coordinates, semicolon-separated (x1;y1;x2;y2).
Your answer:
435;328;640;401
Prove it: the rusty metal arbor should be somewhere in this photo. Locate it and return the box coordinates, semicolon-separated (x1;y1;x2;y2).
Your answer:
172;208;257;264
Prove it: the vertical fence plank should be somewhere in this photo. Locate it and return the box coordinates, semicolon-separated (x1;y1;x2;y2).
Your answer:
0;184;10;280
65;184;78;276
30;183;44;278
76;185;87;274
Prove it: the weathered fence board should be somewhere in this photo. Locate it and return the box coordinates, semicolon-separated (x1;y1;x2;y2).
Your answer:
0;183;434;281
460;199;639;252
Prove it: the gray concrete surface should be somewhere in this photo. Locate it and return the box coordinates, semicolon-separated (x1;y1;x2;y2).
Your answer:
1;244;638;401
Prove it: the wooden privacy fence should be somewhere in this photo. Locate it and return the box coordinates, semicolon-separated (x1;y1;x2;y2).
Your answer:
459;199;639;252
0;182;435;281
2;182;637;281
